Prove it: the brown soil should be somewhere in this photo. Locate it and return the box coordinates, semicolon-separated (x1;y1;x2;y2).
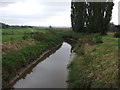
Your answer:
2;38;38;55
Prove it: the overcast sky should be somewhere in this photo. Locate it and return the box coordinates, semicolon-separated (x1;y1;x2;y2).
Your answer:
0;0;119;27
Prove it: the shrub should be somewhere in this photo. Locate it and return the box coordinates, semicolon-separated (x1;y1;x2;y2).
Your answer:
32;32;46;41
92;35;103;44
114;32;120;38
22;35;29;40
85;34;103;45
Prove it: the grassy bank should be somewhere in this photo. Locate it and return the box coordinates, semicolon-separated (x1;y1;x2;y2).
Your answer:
2;29;82;87
2;30;62;86
68;33;118;88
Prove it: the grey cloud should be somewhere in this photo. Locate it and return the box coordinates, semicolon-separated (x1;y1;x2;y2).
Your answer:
0;0;71;26
41;2;70;12
0;2;15;7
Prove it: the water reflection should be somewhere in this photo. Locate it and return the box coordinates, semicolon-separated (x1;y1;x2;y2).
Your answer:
12;42;75;88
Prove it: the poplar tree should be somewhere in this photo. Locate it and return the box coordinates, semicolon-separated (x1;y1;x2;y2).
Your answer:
71;2;86;32
71;1;114;34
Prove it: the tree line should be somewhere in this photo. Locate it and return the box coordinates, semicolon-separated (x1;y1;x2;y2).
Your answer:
71;1;114;35
0;22;33;29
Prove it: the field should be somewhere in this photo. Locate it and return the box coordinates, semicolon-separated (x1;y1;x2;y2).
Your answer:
2;28;50;42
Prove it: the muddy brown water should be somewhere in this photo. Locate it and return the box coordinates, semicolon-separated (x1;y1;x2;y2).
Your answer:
11;42;76;88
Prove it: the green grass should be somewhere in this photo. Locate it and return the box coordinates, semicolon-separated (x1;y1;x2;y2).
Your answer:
2;35;24;42
102;34;118;41
68;33;118;88
2;28;84;42
2;28;47;34
2;28;49;42
2;28;31;34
